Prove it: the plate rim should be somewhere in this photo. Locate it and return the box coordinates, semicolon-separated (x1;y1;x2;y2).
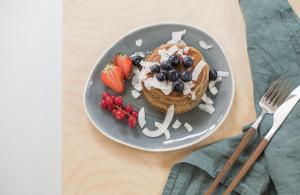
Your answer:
83;22;235;152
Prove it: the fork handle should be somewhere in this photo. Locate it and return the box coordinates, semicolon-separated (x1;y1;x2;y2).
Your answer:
224;139;269;195
205;127;256;195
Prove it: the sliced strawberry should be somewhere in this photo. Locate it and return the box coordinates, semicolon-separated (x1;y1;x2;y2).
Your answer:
101;62;125;94
114;52;132;80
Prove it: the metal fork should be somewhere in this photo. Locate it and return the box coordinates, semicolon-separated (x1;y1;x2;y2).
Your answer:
205;77;292;195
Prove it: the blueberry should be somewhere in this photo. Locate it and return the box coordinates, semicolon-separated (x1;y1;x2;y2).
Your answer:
209;69;218;81
173;81;184;92
150;64;160;73
156;72;167;81
167;69;179;81
168;54;181;66
160;60;172;70
182;56;193;68
131;55;143;66
180;71;192;82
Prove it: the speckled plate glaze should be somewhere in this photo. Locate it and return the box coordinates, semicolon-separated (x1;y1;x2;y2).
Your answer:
84;23;234;152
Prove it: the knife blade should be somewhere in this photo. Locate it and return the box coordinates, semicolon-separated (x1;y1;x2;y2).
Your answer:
265;85;300;140
290;84;300;97
223;85;300;195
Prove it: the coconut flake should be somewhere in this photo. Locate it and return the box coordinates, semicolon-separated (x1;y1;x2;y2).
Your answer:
135;64;151;82
177;49;184;56
192;60;207;81
158;49;169;62
183;47;189;54
133;82;142;91
131;72;143;92
140;67;151;75
181;54;188;59
157;105;174;133
183;81;197;100
143;77;173;95
155;122;171;140
172;119;182;129
154;122;163;128
158;49;167;55
138;107;146;128
202;93;213;104
164;130;171;140
131;52;145;58
142;128;159;137
167;29;186;44
199;103;215;114
184;122;193;132
199;40;213;50
217;71;229;78
183;81;195;95
209;76;222;89
131;89;141;99
177;49;187;58
131;75;139;85
191;91;196;100
167;45;179;56
140;61;157;68
183;87;192;96
135;39;142;47
210;86;218;95
139;70;148;81
143;79;152;90
133;67;141;75
208;76;222;95
177;40;186;45
142;105;174;138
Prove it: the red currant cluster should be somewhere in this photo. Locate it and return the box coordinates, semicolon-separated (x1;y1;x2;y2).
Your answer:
100;92;138;128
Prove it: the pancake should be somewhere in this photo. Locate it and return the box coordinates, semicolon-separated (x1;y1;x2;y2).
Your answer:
142;44;209;114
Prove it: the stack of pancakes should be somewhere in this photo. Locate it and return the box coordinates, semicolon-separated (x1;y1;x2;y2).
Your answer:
142;44;209;114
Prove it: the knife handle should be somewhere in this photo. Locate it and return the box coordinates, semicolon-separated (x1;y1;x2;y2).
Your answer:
205;127;256;195
223;139;269;195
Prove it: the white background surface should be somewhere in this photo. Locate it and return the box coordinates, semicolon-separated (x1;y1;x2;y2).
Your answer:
0;0;61;194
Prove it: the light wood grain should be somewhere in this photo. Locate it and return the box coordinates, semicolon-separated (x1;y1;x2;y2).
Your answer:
63;0;300;194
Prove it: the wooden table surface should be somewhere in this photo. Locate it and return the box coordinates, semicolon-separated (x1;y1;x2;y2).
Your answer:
63;1;300;194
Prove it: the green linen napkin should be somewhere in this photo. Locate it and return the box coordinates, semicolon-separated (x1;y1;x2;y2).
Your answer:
163;0;300;194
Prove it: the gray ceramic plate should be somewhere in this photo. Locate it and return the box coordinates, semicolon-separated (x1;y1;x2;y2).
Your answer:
84;23;234;152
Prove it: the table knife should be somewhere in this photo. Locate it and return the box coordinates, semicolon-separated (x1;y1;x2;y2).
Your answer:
224;85;300;195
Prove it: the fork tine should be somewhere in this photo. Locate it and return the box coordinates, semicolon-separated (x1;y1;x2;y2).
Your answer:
264;76;283;100
266;80;283;102
274;80;292;106
271;79;288;105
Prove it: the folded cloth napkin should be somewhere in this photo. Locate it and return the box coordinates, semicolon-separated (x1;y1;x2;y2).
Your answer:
163;0;300;194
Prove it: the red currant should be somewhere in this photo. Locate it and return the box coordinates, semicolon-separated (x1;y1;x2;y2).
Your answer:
124;105;133;114
131;111;138;118
116;105;123;110
115;110;126;120
102;92;110;100
128;116;137;128
107;105;114;111
112;109;117;116
100;93;139;126
110;95;116;101
104;96;113;106
100;99;107;109
114;96;123;106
